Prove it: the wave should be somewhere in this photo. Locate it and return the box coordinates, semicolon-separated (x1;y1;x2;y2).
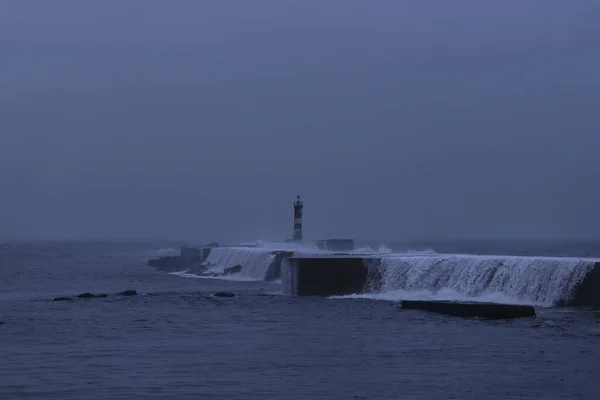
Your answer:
352;245;395;254
156;248;179;257
362;254;596;307
236;240;321;251
332;288;535;306
350;245;437;255
168;270;262;282
203;247;278;281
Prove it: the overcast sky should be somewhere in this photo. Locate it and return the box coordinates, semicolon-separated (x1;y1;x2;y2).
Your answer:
1;1;599;243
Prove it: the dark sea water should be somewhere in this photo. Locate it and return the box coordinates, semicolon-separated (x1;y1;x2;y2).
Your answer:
1;241;599;399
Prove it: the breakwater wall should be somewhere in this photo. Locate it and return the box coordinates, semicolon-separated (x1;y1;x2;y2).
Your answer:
148;245;600;308
282;254;600;308
148;245;294;281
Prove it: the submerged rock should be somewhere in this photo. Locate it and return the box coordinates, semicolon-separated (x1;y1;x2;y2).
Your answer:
77;292;108;299
116;290;138;296
400;300;536;319
213;291;235;298
53;296;74;301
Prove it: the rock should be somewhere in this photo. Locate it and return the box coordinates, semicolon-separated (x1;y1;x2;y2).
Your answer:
213;291;235;298
224;265;242;275
77;292;108;299
116;290;137;296
53;296;74;301
400;300;536;319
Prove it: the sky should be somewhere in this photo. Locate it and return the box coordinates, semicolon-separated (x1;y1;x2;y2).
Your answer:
1;0;599;243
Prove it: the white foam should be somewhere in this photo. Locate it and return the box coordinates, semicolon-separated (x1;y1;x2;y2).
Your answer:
169;270;202;279
156;248;179;257
236;240;321;251
203;247;277;280
352;245;395;254
331;288;537;306
193;275;263;282
168;270;261;282
364;254;596;307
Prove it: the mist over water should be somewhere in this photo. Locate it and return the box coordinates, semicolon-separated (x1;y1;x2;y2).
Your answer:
1;1;600;242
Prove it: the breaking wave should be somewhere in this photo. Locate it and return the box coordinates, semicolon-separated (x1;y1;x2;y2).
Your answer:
169;270;260;282
360;254;596;307
236;240;321;251
156;248;178;257
352;245;395;254
203;247;278;280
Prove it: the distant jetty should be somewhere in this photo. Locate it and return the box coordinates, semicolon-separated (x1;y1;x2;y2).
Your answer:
147;238;356;281
147;244;600;308
147;197;600;309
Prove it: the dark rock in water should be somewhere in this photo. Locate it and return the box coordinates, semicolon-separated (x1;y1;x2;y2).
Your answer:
116;290;137;296
224;265;242;275
400;300;536;319
77;292;108;299
213;291;235;298
53;296;74;301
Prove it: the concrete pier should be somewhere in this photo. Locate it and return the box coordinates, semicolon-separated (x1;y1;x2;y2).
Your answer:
569;262;600;308
280;255;600;308
148;249;600;309
282;255;376;296
147;245;214;273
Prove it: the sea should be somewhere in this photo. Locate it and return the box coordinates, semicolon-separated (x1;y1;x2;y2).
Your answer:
1;239;599;399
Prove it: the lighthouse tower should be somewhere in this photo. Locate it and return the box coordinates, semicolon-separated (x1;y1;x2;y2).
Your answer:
292;195;303;242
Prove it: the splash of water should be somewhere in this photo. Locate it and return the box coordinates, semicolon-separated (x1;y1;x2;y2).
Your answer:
364;254;596;307
203;247;277;280
156;248;178;257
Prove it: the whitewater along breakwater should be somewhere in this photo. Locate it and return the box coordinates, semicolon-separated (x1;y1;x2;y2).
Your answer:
148;246;295;281
147;239;357;281
148;244;600;308
283;254;600;308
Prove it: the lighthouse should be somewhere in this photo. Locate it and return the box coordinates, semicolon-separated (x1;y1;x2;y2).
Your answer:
292;195;303;242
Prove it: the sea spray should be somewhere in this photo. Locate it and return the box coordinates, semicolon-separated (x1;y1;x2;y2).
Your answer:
203;247;277;280
363;254;595;306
